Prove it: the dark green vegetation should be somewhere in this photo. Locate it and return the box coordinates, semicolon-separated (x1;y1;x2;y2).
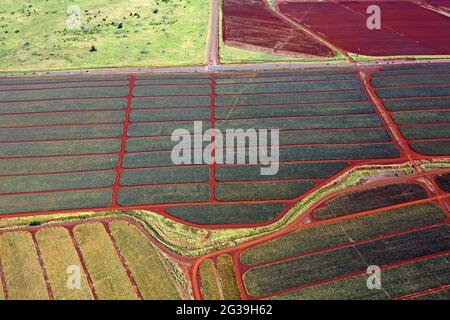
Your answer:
372;75;450;87
0;190;112;214
241;202;446;265
400;124;450;139
436;173;450;192
0;70;401;221
215;80;361;94
393;110;450;125
374;66;450;156
0;171;115;194
120;167;210;186
313;183;429;220
215;181;316;201
0;125;123;142
410;288;450;300
270;253;450;300
117;184;210;206
215;102;375;119
244;225;450;296
166;203;285;225
215;162;348;181
410;141;450;156
383;97;450;111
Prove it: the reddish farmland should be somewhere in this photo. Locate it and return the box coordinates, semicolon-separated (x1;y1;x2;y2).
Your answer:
426;0;450;11
222;0;334;58
279;1;450;56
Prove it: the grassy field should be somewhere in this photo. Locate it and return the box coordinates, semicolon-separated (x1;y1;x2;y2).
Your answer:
0;232;49;300
216;255;241;300
109;220;181;300
36;227;93;300
0;0;210;72
73;222;137;300
199;259;222;300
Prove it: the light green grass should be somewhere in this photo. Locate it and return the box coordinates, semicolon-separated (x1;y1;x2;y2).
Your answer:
0;0;210;73
351;53;450;62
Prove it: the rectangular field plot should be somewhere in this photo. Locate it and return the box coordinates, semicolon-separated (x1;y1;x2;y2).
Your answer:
120;166;210;186
0;110;124;127
0;87;129;102
108;221;182;300
392;110;450;125
410;140;450;156
198;255;241;300
215;181;316;201
130;108;210;122
215;114;383;131
215;162;348;182
400;125;450;140
0;189;112;215
372;75;450;88
215;91;368;106
384;97;450;111
133;85;210;97
0;232;49;300
199;259;222;300
117;184;210;206
0;124;123;142
243;225;450;297
241;202;447;266
0;98;126;114
219;144;400;163
0;139;121;158
215;80;361;95
36;227;93;300
313;183;429;220
132;96;211;109
0;170;115;194
0;155;118;175
73;223;137;300
215;102;375;119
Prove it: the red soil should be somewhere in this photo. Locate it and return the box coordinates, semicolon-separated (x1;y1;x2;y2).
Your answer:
279;1;450;56
425;0;450;11
222;0;334;58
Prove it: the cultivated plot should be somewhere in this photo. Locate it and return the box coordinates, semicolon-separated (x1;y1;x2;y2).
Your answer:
279;1;450;57
0;218;186;300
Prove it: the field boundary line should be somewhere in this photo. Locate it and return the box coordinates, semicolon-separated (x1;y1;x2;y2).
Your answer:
66;226;98;300
0;254;8;300
394;283;450;300
112;75;135;206
102;222;143;300
30;231;54;300
355;68;420;169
